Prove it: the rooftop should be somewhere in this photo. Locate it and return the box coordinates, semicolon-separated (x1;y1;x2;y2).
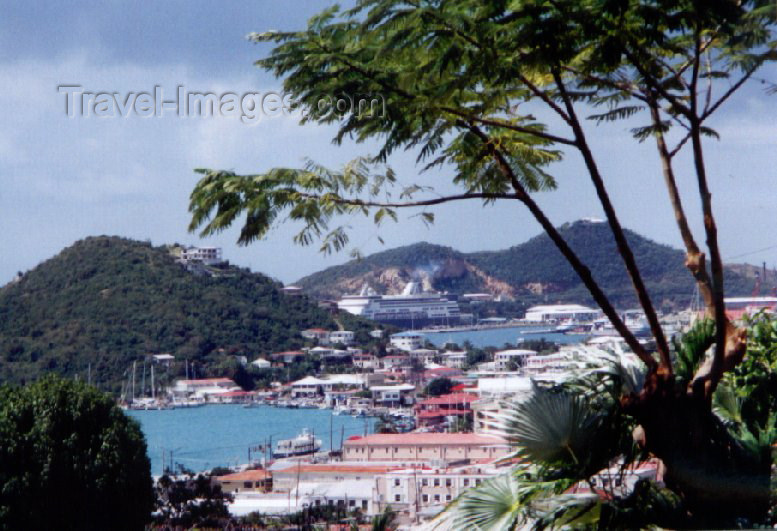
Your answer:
217;469;271;481
344;433;506;446
418;393;477;406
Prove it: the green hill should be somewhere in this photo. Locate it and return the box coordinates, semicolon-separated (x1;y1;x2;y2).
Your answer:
0;237;377;392
297;220;771;311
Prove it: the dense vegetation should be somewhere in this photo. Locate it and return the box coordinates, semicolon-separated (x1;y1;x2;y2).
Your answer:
0;236;379;392
298;221;769;311
0;377;154;530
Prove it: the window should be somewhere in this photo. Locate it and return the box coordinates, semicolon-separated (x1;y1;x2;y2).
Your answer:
422;494;429;503
243;481;252;488
421;478;429;487
434;494;440;502
475;479;482;486
362;500;368;510
463;478;470;487
394;478;401;487
394;494;401;502
349;500;356;507
433;478;440;487
445;478;452;487
446;494;452;501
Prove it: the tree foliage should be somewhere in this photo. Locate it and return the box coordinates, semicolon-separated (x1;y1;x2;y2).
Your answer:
0;376;154;530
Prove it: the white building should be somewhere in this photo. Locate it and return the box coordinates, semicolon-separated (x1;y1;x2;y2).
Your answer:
179;246;223;265
370;384;416;406
329;330;355;345
523;304;600;323
301;328;331;344
170;378;241;400
390;331;425;351
409;348;438;366
250;358;271;369
440;351;468;369
493;349;536;371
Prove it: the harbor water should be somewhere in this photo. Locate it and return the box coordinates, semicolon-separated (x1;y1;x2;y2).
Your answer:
420;325;587;348
128;327;582;475
127;405;375;475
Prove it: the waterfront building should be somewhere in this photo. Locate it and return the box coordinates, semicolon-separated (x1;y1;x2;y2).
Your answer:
523;304;600;323
170;378;241;401
342;433;509;463
289;374;381;398
271;463;397;492
216;469;272;494
369;384;416;407
475;376;532;399
493;348;536;371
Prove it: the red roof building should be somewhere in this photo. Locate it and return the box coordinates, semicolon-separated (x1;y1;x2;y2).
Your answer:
414;392;477;428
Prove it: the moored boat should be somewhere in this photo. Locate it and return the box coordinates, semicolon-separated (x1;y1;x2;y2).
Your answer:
272;428;322;458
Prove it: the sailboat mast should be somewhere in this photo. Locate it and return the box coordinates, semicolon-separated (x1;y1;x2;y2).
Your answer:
151;364;155;400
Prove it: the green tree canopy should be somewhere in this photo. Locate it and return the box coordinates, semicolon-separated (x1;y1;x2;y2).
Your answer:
424;376;455;397
0;377;153;530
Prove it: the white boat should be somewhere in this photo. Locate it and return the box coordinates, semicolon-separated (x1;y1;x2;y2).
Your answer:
273;428;322;458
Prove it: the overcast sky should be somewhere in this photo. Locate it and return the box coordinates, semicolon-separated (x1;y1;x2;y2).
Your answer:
2;0;776;286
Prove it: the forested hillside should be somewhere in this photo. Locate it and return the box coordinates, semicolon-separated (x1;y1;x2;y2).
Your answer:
298;220;770;310
0;237;377;391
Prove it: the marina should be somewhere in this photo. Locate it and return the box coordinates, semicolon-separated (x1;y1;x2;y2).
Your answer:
127;404;376;475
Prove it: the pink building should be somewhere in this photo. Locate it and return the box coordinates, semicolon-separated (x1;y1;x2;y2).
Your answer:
343;433;509;463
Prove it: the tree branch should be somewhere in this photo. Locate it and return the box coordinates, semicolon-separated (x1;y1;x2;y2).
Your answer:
552;69;672;371
461;120;657;369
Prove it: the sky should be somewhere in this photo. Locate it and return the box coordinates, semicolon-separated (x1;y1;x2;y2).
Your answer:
1;1;776;286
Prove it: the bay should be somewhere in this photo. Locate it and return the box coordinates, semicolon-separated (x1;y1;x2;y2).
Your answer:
127;405;375;475
420;325;587;348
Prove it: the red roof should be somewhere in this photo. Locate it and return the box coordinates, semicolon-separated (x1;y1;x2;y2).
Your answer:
274;464;398;475
416;409;472;419
451;384;476;392
217;469;271;481
273;350;305;356
305;328;330;333
344;433;506;446
418;393;477;406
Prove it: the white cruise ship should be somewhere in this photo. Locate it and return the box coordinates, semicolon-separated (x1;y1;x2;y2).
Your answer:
337;282;462;328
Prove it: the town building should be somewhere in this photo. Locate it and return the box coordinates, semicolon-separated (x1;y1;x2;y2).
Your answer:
289;374;384;398
370;384;416;407
414;392;477;429
270;350;306;366
439;351;468;369
329;330;356;345
301;328;331;344
170;378;241;401
523;304;600;323
250;358;271;369
216;469;273;494
409;348;438;366
493;349;536;371
343;433;509;463
390;331;425;351
178;246;223;265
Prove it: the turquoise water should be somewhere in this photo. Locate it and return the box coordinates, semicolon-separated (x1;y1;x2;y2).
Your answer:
127;405;375;475
421;325;587;348
128;327;583;475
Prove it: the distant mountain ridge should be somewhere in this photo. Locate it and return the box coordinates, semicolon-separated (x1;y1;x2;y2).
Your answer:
0;237;376;391
297;220;774;310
